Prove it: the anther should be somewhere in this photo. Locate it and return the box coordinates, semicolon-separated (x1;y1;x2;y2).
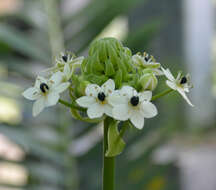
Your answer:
144;57;149;62
62;55;68;62
130;96;139;106
180;76;187;84
40;83;49;93
98;92;106;101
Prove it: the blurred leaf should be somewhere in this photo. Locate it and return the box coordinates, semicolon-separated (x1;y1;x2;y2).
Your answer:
27;162;65;186
124;20;161;52
0;56;36;80
65;0;149;52
0;24;49;63
0;125;65;166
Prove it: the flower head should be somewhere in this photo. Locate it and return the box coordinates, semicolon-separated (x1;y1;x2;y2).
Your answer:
22;72;70;116
56;52;75;65
109;86;158;129
162;67;194;107
44;52;84;75
76;79;115;118
132;52;163;76
139;69;158;91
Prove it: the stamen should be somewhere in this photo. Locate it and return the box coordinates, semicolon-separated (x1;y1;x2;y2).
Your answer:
144;54;151;62
144;57;149;62
62;55;68;62
130;96;139;106
98;92;106;101
40;83;49;93
180;76;187;84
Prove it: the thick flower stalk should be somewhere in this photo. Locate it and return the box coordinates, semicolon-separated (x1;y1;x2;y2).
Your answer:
22;37;194;190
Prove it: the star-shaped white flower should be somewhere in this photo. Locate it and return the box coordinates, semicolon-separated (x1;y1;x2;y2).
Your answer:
109;86;158;129
76;79;115;119
132;52;163;76
22;72;70;116
44;52;84;75
161;67;194;107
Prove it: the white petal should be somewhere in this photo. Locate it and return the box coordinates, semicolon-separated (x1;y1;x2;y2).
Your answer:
177;88;194;107
49;71;64;87
76;96;96;108
130;112;145;129
35;76;47;88
153;68;164;76
64;63;71;80
184;87;190;93
141;101;158;118
72;56;84;65
22;87;40;100
42;66;56;73
108;93;128;106
120;86;135;98
101;79;115;95
104;104;113;117
53;82;70;93
112;104;130;121
139;91;152;102
176;72;181;81
166;80;177;90
85;84;100;97
45;92;60;107
32;98;45;117
161;67;175;81
87;103;104;118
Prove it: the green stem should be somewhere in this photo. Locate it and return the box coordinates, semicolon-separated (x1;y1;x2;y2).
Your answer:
151;89;173;101
71;109;105;123
59;99;85;111
103;117;115;190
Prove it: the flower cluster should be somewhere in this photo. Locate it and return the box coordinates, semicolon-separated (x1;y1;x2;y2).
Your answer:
22;53;83;116
76;79;157;129
23;38;194;129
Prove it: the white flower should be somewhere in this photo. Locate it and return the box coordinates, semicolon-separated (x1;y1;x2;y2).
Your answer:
161;67;194;107
76;79;115;119
109;86;158;129
22;72;70;117
44;52;84;75
56;52;75;65
132;52;163;76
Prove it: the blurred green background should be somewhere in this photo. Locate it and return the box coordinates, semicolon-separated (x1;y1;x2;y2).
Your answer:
0;0;215;190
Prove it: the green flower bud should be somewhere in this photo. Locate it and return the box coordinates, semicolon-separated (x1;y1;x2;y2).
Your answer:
77;80;91;96
142;68;153;75
89;37;124;63
105;60;115;77
114;70;123;89
85;74;108;86
82;37;136;87
139;70;158;91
